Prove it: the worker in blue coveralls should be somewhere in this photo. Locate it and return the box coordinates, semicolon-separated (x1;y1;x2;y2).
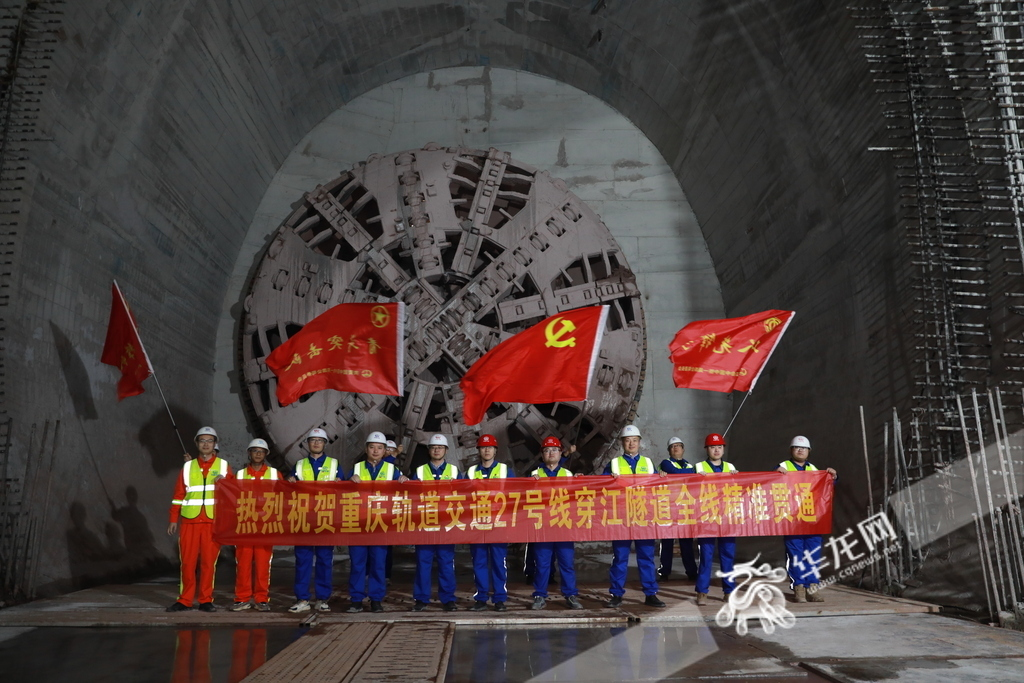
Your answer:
345;431;408;613
411;433;460;611
465;433;512;612
604;425;667;608
777;435;837;604
286;428;340;613
658;436;699;581
529;436;584;611
694;433;738;606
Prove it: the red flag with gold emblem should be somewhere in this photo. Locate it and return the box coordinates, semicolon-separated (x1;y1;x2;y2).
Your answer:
266;302;404;406
669;310;795;393
460;305;608;426
100;282;154;400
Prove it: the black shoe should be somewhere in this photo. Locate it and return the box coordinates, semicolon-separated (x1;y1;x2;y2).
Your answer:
494;602;507;612
644;595;666;608
413;600;428;612
442;601;458;612
565;595;583;610
346;601;365;613
606;596;623;608
198;602;217;612
658;571;669;580
470;600;488;611
166;601;191;612
370;601;383;613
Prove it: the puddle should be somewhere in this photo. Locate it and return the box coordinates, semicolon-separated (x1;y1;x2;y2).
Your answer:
1;626;302;683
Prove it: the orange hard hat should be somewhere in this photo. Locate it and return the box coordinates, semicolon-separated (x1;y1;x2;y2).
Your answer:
704;433;726;447
477;434;498;448
542;436;562;449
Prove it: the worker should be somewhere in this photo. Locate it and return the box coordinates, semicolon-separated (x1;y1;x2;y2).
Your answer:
411;434;460;611
777;435;837;603
465;434;512;612
286;428;340;613
604;425;667;608
166;426;231;612
383;439;403;582
231;438;278;612
694;433;738;606
658;436;698;581
529;436;584;610
347;431;408;613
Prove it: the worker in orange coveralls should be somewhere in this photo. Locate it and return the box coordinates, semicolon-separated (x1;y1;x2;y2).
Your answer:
166;426;231;612
231;438;278;612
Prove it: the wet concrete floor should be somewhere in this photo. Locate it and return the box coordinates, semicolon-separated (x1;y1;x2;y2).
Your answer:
1;546;1021;682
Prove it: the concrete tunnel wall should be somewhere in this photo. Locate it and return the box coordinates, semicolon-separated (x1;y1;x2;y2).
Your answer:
4;1;910;595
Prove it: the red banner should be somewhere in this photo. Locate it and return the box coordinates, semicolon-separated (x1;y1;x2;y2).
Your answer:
214;471;832;546
669;309;795;393
460;306;608;425
266;302;404;406
100;281;154;400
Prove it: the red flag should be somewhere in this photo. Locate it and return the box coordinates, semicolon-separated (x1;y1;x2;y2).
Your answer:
100;282;154;400
668;309;795;393
266;302;404;406
460;305;608;426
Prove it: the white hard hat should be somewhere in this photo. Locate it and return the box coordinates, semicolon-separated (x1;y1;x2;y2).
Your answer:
428;434;449;448
791;435;811;449
195;426;218;441
307;428;329;441
247;438;269;451
366;431;387;445
667;436;684;447
386;440;397;449
620;425;641;438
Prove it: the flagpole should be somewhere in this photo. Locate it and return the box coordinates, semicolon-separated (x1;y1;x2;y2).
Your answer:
722;390;752;436
113;281;190;457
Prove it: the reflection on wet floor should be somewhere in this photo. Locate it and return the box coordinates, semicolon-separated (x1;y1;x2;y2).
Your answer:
446;624;831;682
0;626;302;683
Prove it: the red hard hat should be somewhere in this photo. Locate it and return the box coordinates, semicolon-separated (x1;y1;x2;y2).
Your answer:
542;436;562;449
704;433;726;447
477;434;498;448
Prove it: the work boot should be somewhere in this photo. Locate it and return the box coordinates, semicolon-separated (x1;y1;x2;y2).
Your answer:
198;603;217;612
794;585;807;603
493;602;507;612
413;600;428;612
695;592;708;606
166;601;191;612
442;601;458;612
806;584;825;603
470;600;489;611
644;595;666;608
531;596;547;610
346;601;364;613
370;601;384;613
288;600;311;613
565;595;583;610
255;602;271;612
316;600;331;612
230;601;251;612
605;595;623;608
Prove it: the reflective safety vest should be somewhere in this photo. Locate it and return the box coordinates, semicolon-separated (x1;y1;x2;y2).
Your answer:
415;462;458;480
610;455;655;475
175;457;228;519
695;460;738;474
237;465;279;480
780;460;817;472
353;460;397;481
467;463;509;479
531;466;572;477
296;457;339;481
